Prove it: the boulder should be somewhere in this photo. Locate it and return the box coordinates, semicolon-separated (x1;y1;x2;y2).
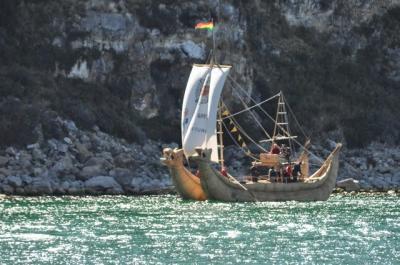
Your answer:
130;177;146;193
19;152;32;169
393;172;400;185
5;147;17;156
0;168;12;176
376;164;392;174
52;155;74;174
78;165;106;181
84;176;123;194
109;168;134;187
15;187;25;194
6;176;22;188
370;177;389;190
67;181;85;195
58;143;69;153
336;178;361;192
0;184;14;194
143;142;157;155
114;153;136;168
65;120;78;133
0;156;9;167
32;148;45;161
63;137;73;145
61;181;70;191
62;174;76;181
84;156;112;169
33;167;45;177
75;142;92;163
24;178;53;195
21;175;33;185
180;40;205;59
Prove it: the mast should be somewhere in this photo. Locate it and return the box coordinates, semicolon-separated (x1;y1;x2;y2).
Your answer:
212;18;216;63
217;102;224;168
212;18;224;168
272;91;296;142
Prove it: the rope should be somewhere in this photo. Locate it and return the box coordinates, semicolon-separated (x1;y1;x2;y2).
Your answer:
221;118;260;161
221;93;280;120
223;112;268;153
230;83;273;140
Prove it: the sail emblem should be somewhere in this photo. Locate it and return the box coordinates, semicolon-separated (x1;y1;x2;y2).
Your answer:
183;108;189;125
195;85;209;104
201;85;209;96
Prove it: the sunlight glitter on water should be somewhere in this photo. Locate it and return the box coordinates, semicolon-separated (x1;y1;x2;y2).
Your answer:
0;194;399;264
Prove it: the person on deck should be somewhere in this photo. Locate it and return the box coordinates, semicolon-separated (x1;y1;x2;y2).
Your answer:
292;162;302;182
281;144;291;163
285;165;292;182
278;166;283;183
270;143;281;155
221;167;228;178
269;168;277;182
283;167;290;184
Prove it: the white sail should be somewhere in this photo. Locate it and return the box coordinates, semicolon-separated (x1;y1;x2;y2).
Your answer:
183;65;231;162
181;65;211;145
206;66;231;162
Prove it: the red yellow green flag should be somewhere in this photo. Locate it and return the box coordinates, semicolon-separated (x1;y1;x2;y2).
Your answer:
195;21;214;30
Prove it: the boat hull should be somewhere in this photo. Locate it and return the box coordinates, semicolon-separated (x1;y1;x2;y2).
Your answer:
194;144;342;202
161;148;207;201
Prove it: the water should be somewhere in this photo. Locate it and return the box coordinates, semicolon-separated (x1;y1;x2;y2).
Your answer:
0;194;399;265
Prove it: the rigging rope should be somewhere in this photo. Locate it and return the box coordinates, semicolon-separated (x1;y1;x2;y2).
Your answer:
214;64;326;164
228;83;273;140
221;118;260;161
221;101;268;153
221;93;280;120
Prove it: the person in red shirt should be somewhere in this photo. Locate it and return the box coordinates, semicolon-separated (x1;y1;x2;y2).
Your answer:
271;143;280;154
221;167;228;177
286;165;292;182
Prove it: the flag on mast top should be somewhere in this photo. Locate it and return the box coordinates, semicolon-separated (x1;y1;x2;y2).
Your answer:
195;21;214;30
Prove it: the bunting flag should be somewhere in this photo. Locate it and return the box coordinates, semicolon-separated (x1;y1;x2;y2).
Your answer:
221;106;251;155
195;21;214;30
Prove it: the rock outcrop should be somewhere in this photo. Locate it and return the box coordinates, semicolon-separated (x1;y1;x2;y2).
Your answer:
0;0;399;148
336;178;361;192
0;118;173;195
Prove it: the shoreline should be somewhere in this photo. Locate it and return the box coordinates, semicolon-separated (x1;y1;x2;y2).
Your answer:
1;189;398;199
0;118;399;197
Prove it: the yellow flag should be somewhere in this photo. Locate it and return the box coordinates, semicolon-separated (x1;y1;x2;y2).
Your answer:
222;110;230;116
238;135;242;141
242;142;247;148
230;127;238;133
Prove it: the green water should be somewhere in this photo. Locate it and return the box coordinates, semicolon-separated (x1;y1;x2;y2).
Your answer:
0;195;399;265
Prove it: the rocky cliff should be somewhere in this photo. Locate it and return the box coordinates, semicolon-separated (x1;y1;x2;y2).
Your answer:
0;0;399;194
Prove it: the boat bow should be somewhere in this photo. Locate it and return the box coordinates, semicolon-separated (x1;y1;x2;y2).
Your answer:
161;148;207;200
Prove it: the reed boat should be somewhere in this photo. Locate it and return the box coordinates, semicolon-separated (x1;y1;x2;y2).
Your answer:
160;148;207;201
163;20;342;201
192;144;341;202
